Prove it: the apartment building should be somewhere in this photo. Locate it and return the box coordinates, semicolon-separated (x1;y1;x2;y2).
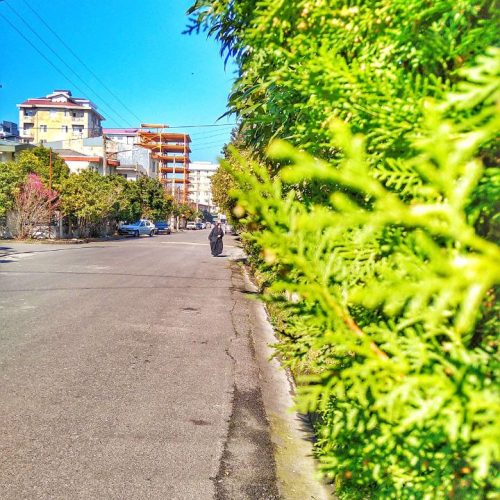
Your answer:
17;89;103;144
188;161;219;212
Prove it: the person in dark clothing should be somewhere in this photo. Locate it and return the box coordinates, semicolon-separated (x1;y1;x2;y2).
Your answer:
208;222;224;256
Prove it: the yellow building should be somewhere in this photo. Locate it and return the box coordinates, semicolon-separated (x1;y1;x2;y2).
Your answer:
17;89;104;144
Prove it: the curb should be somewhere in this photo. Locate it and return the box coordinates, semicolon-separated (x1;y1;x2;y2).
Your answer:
241;268;335;499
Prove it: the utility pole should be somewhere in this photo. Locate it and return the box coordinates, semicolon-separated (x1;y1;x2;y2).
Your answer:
159;126;163;182
102;134;107;175
48;148;53;239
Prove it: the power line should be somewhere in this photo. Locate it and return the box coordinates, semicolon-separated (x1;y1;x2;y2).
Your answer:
191;135;231;145
19;0;143;124
19;125;232;136
2;1;129;126
192;138;230;148
0;12;90;104
193;144;226;153
167;123;236;129
189;130;233;141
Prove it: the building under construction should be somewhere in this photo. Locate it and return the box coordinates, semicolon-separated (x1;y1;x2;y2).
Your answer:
137;124;191;203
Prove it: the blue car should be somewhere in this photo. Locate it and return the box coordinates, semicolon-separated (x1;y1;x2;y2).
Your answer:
154;221;171;234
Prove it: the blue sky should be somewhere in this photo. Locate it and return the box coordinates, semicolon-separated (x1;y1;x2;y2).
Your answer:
0;0;237;162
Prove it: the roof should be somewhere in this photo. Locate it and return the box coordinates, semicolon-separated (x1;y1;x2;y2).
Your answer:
54;149;101;162
18;99;87;109
53;148;88;157
103;128;139;135
0;140;35;153
17;89;105;120
54;149;119;167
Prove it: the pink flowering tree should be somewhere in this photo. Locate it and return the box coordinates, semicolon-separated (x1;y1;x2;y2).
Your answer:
14;173;60;239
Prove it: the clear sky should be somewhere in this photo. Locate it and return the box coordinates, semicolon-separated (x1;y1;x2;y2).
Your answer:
0;0;237;162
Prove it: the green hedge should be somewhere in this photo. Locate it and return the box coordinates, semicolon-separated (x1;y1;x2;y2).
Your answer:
188;1;499;496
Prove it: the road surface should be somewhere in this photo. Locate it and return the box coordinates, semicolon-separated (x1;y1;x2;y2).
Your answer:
0;230;279;500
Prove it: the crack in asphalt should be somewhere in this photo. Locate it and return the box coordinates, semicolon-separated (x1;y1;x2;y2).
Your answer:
213;262;280;500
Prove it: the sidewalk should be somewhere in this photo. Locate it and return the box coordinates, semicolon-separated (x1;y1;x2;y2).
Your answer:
226;241;333;499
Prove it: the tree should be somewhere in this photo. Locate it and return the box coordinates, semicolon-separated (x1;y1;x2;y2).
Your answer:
0;162;24;218
13;173;59;239
16;147;69;189
124;176;173;222
60;171;127;237
0;146;69;219
173;201;199;221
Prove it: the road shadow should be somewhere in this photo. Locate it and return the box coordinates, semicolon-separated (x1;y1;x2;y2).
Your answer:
0;246;17;264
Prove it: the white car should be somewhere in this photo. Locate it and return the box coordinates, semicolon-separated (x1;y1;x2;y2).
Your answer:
186;221;197;230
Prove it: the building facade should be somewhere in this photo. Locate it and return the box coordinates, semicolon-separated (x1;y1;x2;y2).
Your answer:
103;128;159;180
0;121;19;140
44;136;117;175
188;162;219;212
17;90;104;144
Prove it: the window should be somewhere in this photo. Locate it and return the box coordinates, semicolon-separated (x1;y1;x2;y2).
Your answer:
39;125;47;133
23;123;33;131
61;125;69;133
72;125;84;135
24;109;36;117
50;110;58;118
71;111;84;118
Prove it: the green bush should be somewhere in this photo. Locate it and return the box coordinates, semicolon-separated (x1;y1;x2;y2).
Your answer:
224;54;499;496
188;1;499;496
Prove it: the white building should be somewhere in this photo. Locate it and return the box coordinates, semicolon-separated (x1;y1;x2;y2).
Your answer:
188;162;219;212
46;136;118;175
45;129;159;179
103;128;159;180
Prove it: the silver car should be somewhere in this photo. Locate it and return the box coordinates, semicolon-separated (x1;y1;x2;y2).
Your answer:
118;219;156;237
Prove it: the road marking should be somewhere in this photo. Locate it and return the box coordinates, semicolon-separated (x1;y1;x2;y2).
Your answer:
161;242;236;248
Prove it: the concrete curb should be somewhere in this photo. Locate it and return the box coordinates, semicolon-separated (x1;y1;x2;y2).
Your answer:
240;268;334;500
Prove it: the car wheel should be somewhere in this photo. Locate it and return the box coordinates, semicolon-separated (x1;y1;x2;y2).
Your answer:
134;230;139;238
149;230;154;237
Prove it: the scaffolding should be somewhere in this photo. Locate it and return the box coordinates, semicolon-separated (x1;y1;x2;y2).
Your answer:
137;124;191;203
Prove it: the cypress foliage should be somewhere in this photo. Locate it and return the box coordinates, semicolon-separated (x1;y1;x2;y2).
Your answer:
188;1;499;496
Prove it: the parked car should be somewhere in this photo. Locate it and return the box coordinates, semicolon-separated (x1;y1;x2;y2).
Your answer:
195;222;203;230
154;221;171;234
186;221;197;230
118;219;156;237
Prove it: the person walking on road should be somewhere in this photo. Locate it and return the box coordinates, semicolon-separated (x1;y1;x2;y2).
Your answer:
209;222;224;256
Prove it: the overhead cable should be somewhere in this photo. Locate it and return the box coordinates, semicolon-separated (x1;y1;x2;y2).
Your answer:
20;0;143;124
2;1;129;126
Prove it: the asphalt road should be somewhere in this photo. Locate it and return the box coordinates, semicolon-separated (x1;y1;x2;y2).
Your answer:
0;231;279;500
